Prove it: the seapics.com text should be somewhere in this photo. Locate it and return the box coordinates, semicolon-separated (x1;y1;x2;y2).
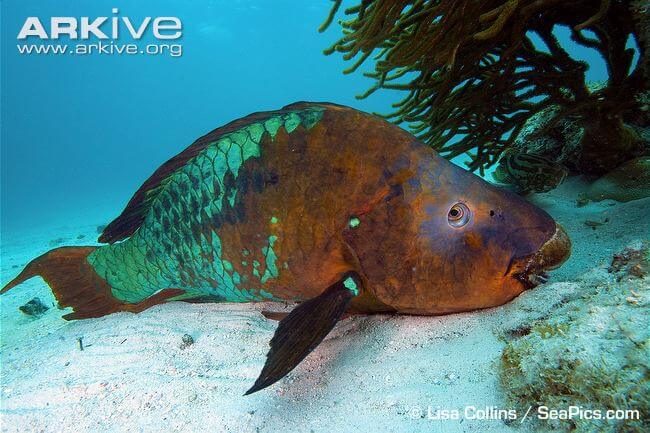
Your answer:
15;8;182;57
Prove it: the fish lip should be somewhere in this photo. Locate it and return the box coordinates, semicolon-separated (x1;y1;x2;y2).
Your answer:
507;223;571;290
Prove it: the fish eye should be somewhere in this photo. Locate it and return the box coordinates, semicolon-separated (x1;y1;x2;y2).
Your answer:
447;203;471;228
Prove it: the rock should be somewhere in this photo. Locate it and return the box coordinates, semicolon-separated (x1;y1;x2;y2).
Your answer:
499;242;649;433
511;105;584;174
18;298;49;317
576;192;590;207
583;218;608;229
180;334;194;349
586;157;650;203
509;86;649;178
608;240;649;280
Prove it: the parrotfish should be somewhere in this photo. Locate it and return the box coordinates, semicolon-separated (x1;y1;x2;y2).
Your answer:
1;102;571;394
492;151;568;194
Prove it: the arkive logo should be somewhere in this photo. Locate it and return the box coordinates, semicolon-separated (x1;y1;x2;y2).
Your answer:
16;8;183;57
18;8;182;40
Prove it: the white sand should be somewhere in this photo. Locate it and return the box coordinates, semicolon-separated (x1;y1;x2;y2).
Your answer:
1;177;648;433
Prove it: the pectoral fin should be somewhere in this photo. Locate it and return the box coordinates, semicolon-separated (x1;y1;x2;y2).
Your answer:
245;272;361;395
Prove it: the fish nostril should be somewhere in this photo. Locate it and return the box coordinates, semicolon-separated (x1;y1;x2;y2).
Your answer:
489;210;495;217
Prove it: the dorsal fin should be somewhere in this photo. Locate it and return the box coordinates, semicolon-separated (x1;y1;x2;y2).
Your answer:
99;102;333;244
281;101;349;111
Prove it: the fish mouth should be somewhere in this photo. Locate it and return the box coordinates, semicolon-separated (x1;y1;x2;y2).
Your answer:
509;223;571;289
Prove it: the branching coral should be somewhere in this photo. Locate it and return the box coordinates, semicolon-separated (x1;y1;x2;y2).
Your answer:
321;0;648;175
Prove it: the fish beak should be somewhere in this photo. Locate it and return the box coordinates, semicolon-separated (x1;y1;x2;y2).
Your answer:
509;223;571;289
534;223;571;270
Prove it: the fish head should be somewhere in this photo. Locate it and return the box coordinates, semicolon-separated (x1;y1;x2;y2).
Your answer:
345;151;571;314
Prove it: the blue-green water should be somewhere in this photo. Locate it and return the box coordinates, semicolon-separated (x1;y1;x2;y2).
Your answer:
1;1;400;236
1;0;619;237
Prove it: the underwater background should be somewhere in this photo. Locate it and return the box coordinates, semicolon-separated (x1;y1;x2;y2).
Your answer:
2;0;617;237
2;0;398;238
1;1;648;433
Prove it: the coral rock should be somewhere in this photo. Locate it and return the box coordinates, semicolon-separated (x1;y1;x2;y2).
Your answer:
587;157;650;203
500;242;649;433
18;297;49;317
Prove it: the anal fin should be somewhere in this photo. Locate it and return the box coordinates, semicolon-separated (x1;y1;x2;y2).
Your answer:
245;272;361;395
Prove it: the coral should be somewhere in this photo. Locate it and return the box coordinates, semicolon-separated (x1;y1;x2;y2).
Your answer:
493;86;649;194
586;156;650;202
510;105;584;174
322;0;648;175
608;239;649;279
499;242;650;433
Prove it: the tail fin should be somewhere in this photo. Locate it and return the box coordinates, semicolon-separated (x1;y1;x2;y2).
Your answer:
1;246;184;320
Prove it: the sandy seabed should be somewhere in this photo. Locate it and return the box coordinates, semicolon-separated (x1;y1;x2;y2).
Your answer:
1;177;648;433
